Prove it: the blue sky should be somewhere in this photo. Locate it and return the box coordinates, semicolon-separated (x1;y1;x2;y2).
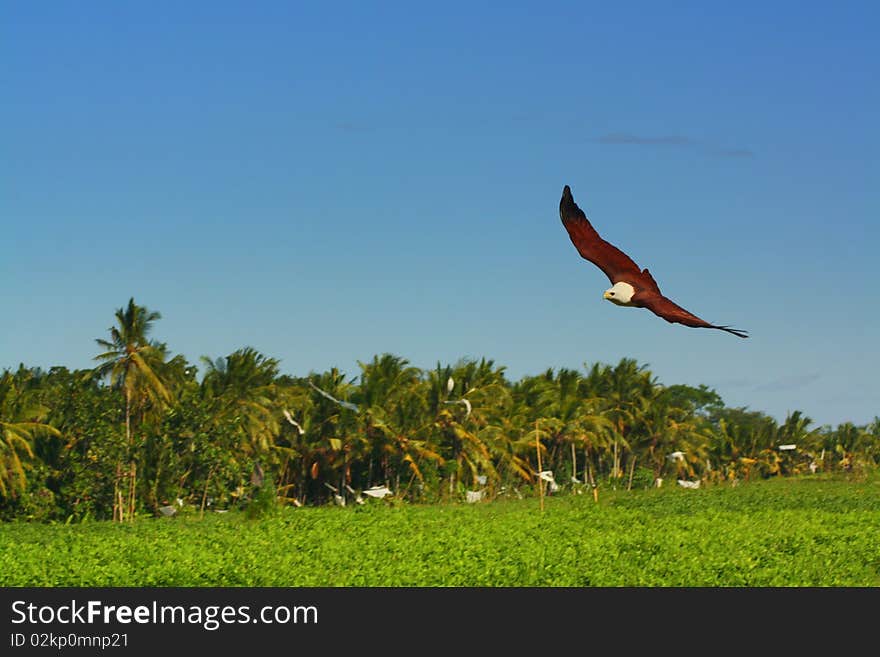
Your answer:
3;1;878;428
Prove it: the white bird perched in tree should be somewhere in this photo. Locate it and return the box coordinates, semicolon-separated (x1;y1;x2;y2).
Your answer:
447;376;455;394
323;482;346;506
667;451;685;461
363;485;393;499
283;409;305;435
444;398;472;419
308;381;359;412
345;484;364;505
466;490;485;503
538;470;560;493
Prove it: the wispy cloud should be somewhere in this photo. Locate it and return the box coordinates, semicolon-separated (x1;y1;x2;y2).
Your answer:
753;372;821;393
335;121;372;133
598;133;695;146
710;377;756;389
713;148;755;159
596;132;754;158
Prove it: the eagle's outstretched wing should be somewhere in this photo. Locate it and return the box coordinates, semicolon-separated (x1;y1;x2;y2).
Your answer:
559;185;645;286
637;293;749;338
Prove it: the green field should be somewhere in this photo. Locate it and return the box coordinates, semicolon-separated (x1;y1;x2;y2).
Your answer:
3;475;879;587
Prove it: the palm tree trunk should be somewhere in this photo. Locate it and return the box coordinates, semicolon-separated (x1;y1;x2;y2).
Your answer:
536;420;544;512
125;390;131;445
123;388;132;522
150;453;163;513
113;462;121;521
585;445;598;503
627;455;637;491
612;438;619;481
128;461;136;522
200;465;215;518
583;445;589;484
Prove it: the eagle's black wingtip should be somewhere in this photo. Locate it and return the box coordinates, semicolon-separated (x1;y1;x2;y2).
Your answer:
560;185;576;216
719;326;749;339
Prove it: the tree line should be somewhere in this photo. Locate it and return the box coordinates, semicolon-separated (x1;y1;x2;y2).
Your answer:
1;298;878;521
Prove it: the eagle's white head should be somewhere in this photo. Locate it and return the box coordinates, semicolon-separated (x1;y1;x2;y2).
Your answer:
603;281;636;306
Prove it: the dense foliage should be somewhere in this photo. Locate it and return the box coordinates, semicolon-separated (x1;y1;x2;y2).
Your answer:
1;298;878;521
2;475;878;586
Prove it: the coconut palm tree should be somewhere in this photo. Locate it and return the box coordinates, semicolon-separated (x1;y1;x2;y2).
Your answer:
0;371;61;497
432;359;514;495
827;422;873;471
199;347;285;508
355;354;441;498
200;348;282;456
298;367;361;502
636;388;712;482
93;298;172;520
594;358;654;480
864;418;880;466
709;408;780;479
518;368;614;489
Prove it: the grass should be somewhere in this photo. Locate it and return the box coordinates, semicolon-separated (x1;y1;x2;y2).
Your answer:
3;474;879;586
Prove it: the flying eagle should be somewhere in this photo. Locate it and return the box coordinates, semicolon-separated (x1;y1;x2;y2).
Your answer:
559;185;748;338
